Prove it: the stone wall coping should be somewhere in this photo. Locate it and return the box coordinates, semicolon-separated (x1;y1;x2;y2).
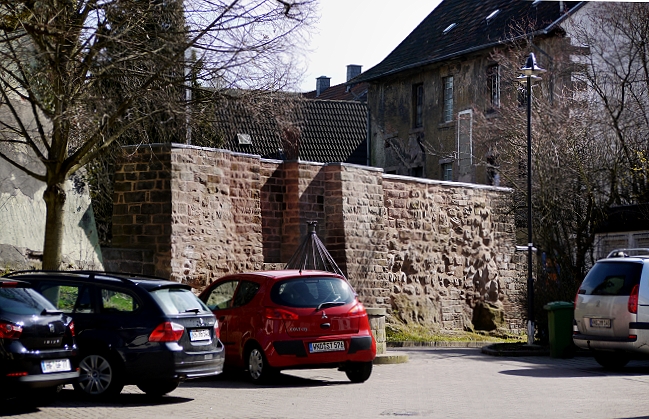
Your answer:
326;161;383;172
383;173;512;192
366;307;387;316
170;142;264;160
168;143;381;172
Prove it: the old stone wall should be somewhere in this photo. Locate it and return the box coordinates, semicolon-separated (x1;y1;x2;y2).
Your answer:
382;176;521;332
108;143;524;332
110;145;172;278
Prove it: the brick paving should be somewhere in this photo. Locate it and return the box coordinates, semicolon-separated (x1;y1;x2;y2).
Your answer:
4;348;649;418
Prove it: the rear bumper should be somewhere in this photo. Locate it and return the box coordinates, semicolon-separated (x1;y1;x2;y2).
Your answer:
266;335;376;369
2;343;79;389
572;332;649;354
122;341;225;382
16;370;80;389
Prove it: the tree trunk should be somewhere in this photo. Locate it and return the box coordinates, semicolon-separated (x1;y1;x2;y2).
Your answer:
42;182;67;270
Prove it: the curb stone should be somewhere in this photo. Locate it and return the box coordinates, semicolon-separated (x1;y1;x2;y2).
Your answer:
388;341;494;348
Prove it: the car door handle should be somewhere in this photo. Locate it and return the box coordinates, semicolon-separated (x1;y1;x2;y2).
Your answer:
320;323;331;329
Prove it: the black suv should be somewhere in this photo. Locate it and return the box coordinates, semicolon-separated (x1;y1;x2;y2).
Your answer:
4;271;224;398
1;279;79;397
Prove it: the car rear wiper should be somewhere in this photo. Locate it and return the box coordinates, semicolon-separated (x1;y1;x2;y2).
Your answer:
183;308;201;313
41;308;63;315
316;301;346;311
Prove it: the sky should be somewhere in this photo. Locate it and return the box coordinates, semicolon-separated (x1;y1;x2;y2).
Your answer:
298;0;443;93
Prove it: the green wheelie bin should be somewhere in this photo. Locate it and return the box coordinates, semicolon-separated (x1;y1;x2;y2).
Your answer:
543;301;575;358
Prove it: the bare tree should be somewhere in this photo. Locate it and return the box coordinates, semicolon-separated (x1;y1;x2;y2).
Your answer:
0;0;316;269
474;3;649;294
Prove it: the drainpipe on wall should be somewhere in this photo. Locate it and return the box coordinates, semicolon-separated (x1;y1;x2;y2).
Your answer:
366;107;371;167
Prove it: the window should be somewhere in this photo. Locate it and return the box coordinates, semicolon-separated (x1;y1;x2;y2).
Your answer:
443;76;454;122
100;288;139;313
412;83;423;128
233;281;260;307
518;83;528;108
441;162;453;181
487;152;500;186
150;287;210;315
0;287;54;316
270;277;355;309
204;280;238;310
410;166;423;177
488;65;500;109
579;262;642;296
38;283;94;314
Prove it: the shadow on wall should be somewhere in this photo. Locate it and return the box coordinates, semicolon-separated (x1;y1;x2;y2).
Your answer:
0;169;103;271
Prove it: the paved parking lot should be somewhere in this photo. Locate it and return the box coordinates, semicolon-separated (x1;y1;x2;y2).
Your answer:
4;347;649;419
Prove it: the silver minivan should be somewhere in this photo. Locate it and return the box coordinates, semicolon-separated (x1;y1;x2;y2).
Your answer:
573;248;649;369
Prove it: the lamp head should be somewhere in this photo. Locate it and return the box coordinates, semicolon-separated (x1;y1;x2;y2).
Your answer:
520;53;546;76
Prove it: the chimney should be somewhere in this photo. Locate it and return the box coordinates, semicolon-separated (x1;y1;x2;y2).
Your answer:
346;64;362;82
316;76;330;97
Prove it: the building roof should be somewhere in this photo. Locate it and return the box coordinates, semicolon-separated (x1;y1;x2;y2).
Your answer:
296;99;367;165
302;82;368;102
352;0;584;84
215;98;368;165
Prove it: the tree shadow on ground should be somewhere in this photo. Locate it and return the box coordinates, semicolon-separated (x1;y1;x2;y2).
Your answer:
0;387;193;416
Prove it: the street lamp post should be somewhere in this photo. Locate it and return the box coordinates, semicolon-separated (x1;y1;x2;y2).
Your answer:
518;53;545;346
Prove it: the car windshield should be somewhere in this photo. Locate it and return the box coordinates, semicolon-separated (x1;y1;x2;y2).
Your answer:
0;286;58;315
579;261;643;296
270;277;355;308
150;287;211;315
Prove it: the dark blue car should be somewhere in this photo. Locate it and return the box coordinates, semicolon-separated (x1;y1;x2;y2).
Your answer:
1;279;79;397
5;271;224;398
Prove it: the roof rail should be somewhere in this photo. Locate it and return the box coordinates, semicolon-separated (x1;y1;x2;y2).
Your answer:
606;248;649;258
4;269;166;284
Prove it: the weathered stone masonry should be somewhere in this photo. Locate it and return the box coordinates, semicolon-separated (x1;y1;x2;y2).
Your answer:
107;143;524;332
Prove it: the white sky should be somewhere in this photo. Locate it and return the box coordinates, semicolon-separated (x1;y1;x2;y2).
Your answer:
298;0;443;92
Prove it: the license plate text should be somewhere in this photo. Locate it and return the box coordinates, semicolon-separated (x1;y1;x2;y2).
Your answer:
309;340;345;353
590;318;611;328
190;329;211;341
42;359;72;373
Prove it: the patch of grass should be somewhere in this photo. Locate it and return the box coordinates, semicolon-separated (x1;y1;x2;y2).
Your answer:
386;323;524;343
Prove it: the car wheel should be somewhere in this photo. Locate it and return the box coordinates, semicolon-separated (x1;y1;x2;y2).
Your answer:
594;352;629;370
74;353;124;398
247;346;276;383
136;380;179;397
345;361;372;383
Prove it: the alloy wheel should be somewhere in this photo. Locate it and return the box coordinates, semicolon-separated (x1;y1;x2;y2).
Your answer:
78;354;114;395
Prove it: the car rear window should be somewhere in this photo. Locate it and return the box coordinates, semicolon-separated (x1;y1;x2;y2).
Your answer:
0;287;58;315
579;261;644;296
270;277;355;308
150;287;211;315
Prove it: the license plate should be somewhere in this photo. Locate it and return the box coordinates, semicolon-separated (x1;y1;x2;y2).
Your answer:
590;318;611;328
309;340;345;353
190;329;211;341
41;359;71;374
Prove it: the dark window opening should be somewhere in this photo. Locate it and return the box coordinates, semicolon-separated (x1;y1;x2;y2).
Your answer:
412;83;424;128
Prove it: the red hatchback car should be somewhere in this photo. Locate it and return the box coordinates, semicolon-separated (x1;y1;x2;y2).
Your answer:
198;270;376;383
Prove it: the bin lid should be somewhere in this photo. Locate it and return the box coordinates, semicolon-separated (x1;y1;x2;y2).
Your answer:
543;301;574;310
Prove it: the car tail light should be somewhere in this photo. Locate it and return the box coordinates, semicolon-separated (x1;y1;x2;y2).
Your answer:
67;321;76;337
348;302;367;315
264;307;299;320
214;320;220;340
628;284;640;314
149;322;185;342
6;371;28;377
0;321;23;339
